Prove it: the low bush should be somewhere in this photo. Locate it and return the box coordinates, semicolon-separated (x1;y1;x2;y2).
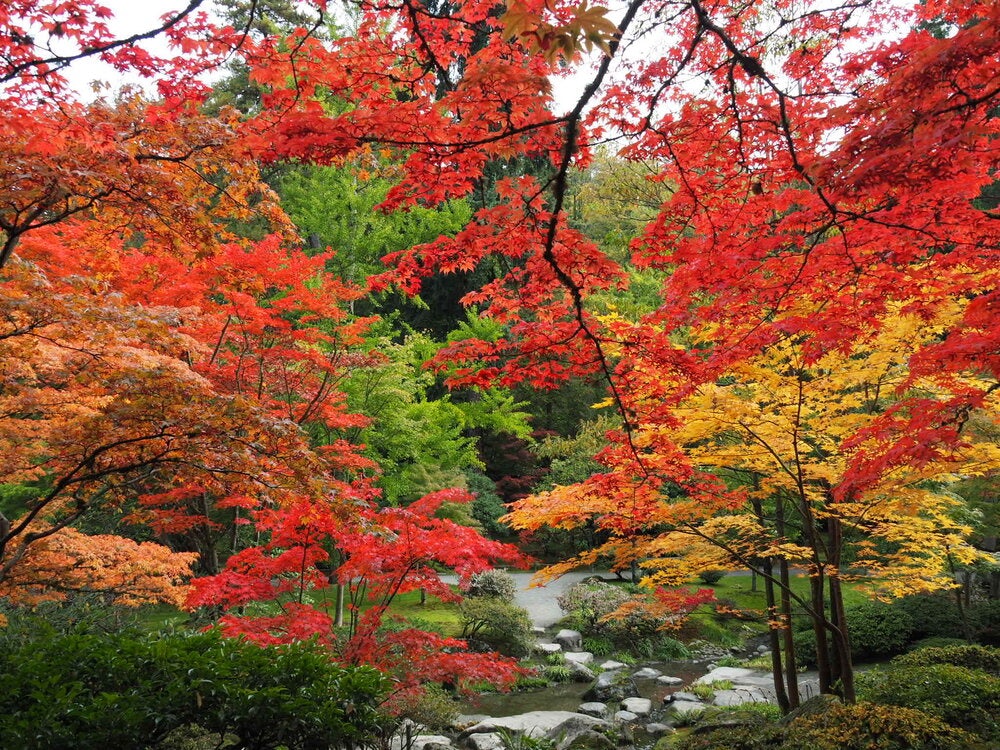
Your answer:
908;637;969;651
892;594;967;642
857;663;1000;742
845;600;914;660
698;570;728;585
557;580;631;629
781;702;975;750
0;628;388;750
891;644;1000;676
459;596;534;656
466;569;518;602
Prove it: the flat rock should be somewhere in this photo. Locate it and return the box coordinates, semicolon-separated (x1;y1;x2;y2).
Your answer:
620;697;652;716
632;667;662;680
563;651;594;665
536;643;563;655
462;711;605;740
598;660;627;671
711;687;768;707
644;723;674;737
614;710;638;723
695;667;774;690
666;691;701;704
657;675;683;686
577;702;608;718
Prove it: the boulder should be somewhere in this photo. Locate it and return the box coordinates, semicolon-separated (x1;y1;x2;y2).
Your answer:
711;687;768;707
554;629;583;651
598;660;627;671
665;691;701;704
688;709;768;736
536;643;563;655
554;729;616;750
563;651;594;666
465;733;505;750
394;735;455;750
461;711;606;742
614;710;638;723
657;675;683;686
643;723;674;738
577;702;608;718
544;713;614;750
620;697;652;717
584;670;638;703
567;660;596;682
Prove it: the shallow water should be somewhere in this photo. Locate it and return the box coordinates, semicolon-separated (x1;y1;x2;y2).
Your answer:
460;660;710;717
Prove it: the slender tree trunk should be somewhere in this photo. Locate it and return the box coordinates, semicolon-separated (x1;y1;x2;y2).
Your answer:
779;557;801;708
774;493;801;708
335;581;345;628
763;556;790;713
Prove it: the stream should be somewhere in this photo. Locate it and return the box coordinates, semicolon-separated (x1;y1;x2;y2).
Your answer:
460;660;710;717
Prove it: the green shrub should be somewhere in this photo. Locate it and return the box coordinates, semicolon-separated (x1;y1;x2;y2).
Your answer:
782;702;975;750
891;644;1000;676
582;635;615;656
857;663;1000;742
542;665;573;683
390;684;458;730
460;596;534;656
0;629;388;750
698;570;728;585
970;599;1000;645
892;594;967;642
846;600;914;660
908;637;970;651
660;716;784;749
466;568;518;602
557;580;631;629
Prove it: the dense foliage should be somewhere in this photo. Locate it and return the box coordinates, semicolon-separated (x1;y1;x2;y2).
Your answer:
0;628;388;750
1;0;998;722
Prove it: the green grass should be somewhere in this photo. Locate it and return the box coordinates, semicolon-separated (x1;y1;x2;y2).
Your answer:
707;572;869;615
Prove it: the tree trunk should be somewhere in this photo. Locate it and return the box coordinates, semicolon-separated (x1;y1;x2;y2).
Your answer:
763;556;790;713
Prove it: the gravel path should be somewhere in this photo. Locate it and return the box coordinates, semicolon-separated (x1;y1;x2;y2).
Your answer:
507;570;612;628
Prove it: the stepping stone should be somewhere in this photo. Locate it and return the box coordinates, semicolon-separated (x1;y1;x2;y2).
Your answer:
621;697;652;716
598;660;627;670
564;651;594;665
577;702;608;718
536;643;562;655
644;723;674;737
614;710;638;723
657;675;683;686
632;667;662;679
711;687;768;707
666;691;701;704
